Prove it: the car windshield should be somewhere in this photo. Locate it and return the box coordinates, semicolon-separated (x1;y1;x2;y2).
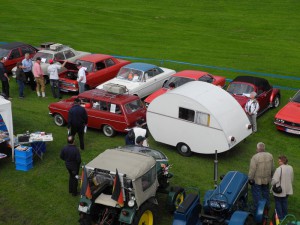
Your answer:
125;99;144;113
292;91;300;103
75;60;94;72
117;68;143;82
33;52;53;63
163;76;194;88
227;83;254;95
0;49;9;58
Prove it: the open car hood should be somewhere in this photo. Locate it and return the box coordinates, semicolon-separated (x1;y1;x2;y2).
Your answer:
58;60;78;71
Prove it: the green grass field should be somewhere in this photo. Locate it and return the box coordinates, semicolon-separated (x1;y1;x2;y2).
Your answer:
0;1;299;224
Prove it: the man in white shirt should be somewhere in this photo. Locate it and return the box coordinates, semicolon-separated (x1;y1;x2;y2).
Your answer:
47;59;66;99
76;62;87;93
133;119;149;147
245;91;260;132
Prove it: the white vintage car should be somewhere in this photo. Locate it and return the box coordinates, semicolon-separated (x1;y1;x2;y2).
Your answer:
96;63;176;98
12;42;90;82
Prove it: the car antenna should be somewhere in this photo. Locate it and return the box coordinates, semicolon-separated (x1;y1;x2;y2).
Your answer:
214;150;218;189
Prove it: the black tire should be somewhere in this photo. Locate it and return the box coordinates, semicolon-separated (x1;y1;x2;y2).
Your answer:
168;186;185;213
102;125;116;137
132;201;157;225
54;114;65;126
78;213;92;225
177;143;192;157
272;95;280;108
244;215;255;225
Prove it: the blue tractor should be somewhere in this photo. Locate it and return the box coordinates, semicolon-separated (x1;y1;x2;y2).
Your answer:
172;152;268;225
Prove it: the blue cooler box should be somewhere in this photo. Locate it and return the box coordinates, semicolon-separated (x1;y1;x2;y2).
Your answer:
15;161;33;171
15;146;33;171
15;146;32;157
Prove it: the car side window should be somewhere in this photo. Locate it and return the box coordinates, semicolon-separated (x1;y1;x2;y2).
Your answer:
105;58;115;67
99;101;108;111
108;103;122;114
21;46;35;55
145;70;154;79
54;52;65;60
198;74;214;83
9;49;21;59
95;61;106;71
64;50;75;59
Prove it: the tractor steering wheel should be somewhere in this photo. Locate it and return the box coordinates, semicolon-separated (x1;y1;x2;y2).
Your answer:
208;193;229;212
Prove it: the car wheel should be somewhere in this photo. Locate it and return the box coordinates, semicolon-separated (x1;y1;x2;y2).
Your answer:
102;125;116;137
54;114;65;127
177;143;192;157
272;95;280;108
168;186;185;213
132;201;157;225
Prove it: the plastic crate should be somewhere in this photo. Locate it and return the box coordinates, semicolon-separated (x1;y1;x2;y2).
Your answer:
15;153;33;164
15;161;33;171
15;146;32;158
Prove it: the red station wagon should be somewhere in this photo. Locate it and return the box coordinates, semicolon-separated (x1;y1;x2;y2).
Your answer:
48;87;146;137
59;54;130;92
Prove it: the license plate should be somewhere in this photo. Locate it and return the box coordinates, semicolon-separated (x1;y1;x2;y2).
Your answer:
285;128;300;135
78;205;88;213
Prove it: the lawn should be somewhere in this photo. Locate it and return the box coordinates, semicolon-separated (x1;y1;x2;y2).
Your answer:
0;0;299;224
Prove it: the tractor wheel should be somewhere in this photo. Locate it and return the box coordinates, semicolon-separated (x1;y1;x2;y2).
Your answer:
168;186;185;213
54;114;65;126
132;202;157;225
102;125;116;137
176;143;192;157
272;95;280;108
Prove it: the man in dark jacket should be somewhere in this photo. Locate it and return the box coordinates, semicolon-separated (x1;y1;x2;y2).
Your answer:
68;98;88;150
60;136;82;196
0;57;10;99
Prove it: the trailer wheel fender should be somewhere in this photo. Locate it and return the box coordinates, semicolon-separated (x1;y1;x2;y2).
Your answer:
228;211;251;225
176;143;192;157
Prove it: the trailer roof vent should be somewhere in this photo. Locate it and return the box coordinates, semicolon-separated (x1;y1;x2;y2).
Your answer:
103;83;128;95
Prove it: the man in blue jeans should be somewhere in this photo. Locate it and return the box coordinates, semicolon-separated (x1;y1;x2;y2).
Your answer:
248;142;274;210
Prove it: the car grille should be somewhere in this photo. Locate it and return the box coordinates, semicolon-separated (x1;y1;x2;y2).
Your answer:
59;81;74;87
283;121;300;128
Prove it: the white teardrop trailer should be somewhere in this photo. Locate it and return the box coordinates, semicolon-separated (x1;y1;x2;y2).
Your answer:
147;81;252;156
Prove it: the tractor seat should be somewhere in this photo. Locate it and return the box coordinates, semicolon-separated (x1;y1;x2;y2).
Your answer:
177;193;198;214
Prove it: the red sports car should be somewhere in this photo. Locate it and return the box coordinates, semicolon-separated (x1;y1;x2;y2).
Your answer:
274;90;300;135
144;70;226;106
48;88;146;137
59;54;130;92
227;76;280;115
0;42;38;72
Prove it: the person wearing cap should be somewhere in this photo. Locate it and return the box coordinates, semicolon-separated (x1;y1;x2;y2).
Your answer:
76;62;87;93
32;57;46;97
133;119;149;147
244;91;260;132
68;98;88;150
22;53;35;91
47;59;67;99
136;136;146;147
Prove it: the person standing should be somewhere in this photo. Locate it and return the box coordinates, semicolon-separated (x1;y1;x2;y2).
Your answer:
22;53;35;91
60;136;82;196
245;91;260;132
271;155;293;221
133;119;149;147
68;98;88;150
33;57;46;97
248;142;274;210
76;62;87;93
0;57;10;99
15;62;26;98
47;59;66;99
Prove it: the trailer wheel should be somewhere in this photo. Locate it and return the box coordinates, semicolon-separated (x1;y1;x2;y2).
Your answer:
54;114;65;126
132;202;157;225
168;186;185;213
102;125;116;137
272;95;280;108
177;143;192;157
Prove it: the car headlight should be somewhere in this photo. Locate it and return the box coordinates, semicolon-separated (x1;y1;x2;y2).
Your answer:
275;118;285;123
209;200;220;209
128;196;135;207
220;202;227;209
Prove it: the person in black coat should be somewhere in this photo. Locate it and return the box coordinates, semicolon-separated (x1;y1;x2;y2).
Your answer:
60;136;82;196
68;98;88;150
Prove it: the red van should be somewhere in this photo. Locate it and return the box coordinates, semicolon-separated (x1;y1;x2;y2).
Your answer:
48;86;146;137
